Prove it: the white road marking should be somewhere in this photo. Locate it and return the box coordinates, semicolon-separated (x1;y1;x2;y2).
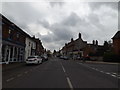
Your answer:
100;71;104;73
60;62;73;89
17;74;23;77
94;68;99;71
62;66;66;73
66;77;73;89
6;77;14;82
118;75;120;77
61;63;66;73
30;69;33;71
24;71;28;74
112;73;117;75
111;75;117;77
106;72;111;75
77;62;120;79
91;67;95;69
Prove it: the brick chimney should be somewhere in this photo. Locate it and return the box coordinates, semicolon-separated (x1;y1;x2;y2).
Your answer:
79;33;81;39
92;40;95;45
71;38;74;42
96;40;98;45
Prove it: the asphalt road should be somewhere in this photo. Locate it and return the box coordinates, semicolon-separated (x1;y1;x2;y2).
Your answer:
2;57;120;89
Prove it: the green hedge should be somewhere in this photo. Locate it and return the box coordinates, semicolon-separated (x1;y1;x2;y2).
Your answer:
103;52;120;62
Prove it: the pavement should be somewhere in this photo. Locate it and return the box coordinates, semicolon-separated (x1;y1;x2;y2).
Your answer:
2;62;26;72
2;57;119;89
81;60;119;65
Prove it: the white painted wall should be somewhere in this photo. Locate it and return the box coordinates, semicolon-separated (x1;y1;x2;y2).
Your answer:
25;37;36;60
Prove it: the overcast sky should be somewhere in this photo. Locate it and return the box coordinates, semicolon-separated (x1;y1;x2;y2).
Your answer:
1;1;118;52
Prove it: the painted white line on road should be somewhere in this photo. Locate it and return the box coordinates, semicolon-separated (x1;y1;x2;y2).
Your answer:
106;72;111;75
30;69;33;71
99;71;104;73
111;75;117;77
92;68;95;70
24;71;28;74
66;77;73;89
62;66;66;73
118;75;120;77
94;68;99;71
6;77;14;82
78;62;82;64
112;73;117;75
17;74;23;77
60;63;66;73
77;62;120;79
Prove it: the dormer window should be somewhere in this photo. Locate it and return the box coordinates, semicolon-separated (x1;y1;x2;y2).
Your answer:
8;29;12;39
9;29;11;34
17;33;19;38
29;42;30;46
2;22;5;25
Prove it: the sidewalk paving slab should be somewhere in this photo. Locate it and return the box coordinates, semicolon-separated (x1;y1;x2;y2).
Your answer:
2;62;26;72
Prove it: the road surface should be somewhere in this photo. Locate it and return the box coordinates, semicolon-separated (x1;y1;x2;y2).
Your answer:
2;57;119;89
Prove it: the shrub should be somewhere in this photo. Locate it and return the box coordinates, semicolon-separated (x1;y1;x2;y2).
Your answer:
103;52;120;62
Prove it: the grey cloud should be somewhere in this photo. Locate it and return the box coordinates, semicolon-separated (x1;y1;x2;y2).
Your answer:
36;32;68;51
89;2;118;11
38;11;107;49
2;2;118;51
2;2;47;36
49;2;65;7
62;12;89;27
87;13;105;31
41;34;54;43
2;2;43;22
118;2;120;30
62;12;80;26
37;19;50;28
51;23;73;41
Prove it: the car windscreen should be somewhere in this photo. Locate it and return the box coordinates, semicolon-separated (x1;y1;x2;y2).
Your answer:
28;57;36;59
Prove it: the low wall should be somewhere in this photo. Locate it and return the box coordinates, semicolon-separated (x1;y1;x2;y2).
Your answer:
90;56;103;61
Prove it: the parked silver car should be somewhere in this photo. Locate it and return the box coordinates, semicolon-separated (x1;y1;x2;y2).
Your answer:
26;56;42;64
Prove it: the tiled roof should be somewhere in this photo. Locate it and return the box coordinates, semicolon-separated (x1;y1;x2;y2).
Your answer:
112;31;120;39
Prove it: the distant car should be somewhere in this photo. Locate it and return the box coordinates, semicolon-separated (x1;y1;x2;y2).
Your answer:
26;56;42;64
63;56;69;60
83;56;90;61
41;55;48;62
76;57;81;60
60;56;64;59
44;55;48;61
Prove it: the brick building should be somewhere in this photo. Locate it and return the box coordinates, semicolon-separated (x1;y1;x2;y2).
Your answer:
61;33;87;58
32;36;44;56
1;15;26;64
112;31;120;55
25;35;36;60
1;14;45;64
61;33;104;60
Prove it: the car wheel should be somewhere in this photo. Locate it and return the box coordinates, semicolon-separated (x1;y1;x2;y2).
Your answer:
38;61;40;64
40;60;42;64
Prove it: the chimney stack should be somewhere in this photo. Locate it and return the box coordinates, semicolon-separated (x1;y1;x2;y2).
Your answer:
79;33;81;38
71;38;73;42
96;40;98;45
93;40;95;45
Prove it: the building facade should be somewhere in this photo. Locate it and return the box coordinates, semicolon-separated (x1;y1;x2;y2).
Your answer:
0;15;2;63
112;31;120;55
61;33;104;60
1;15;26;64
61;33;87;58
1;15;45;64
25;36;36;60
32;37;44;56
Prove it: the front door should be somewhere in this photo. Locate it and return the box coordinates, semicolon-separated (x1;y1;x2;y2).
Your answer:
5;47;10;64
